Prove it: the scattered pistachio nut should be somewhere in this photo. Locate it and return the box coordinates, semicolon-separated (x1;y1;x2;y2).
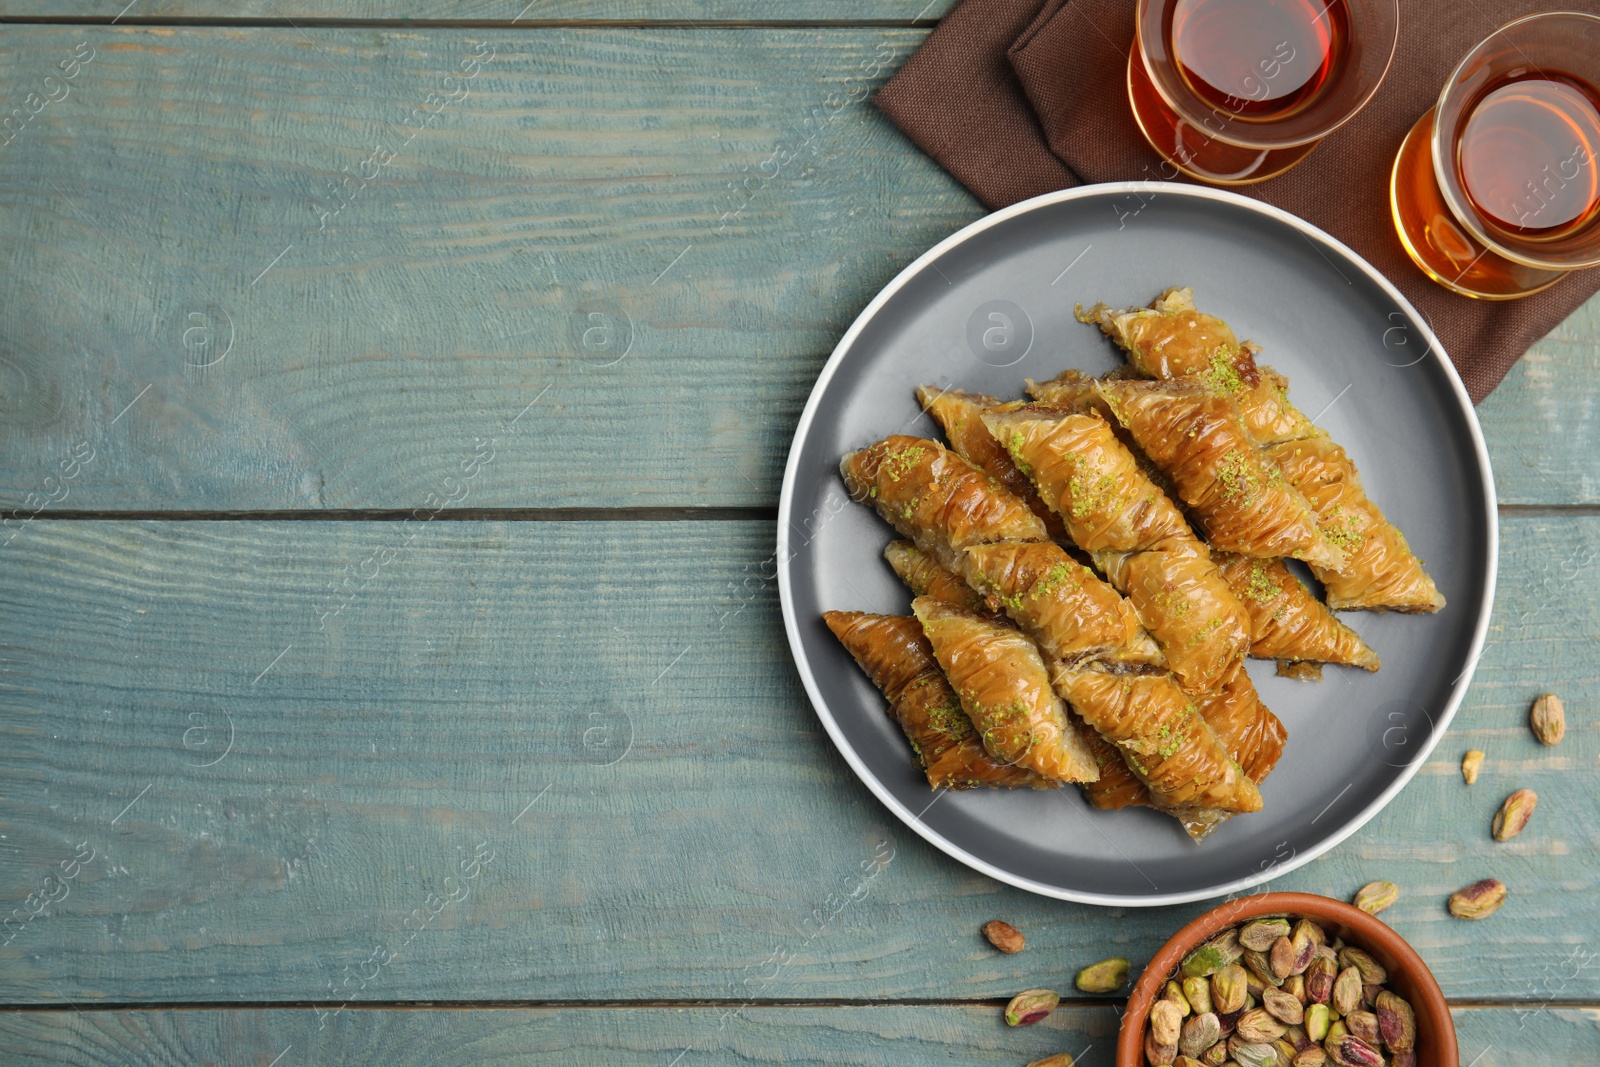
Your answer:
982;919;1025;954
1183;975;1215;1015
1492;788;1538;841
1262;987;1304;1025
1331;966;1363;1016
1004;988;1059;1026
1461;749;1484;784
1025;1054;1074;1067
1448;877;1507;919
1530;692;1566;746
1351;881;1399;916
1239;918;1292;952
1075;956;1130;994
1375;990;1416;1052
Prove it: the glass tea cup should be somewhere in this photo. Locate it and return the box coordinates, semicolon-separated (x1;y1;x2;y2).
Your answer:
1391;12;1600;299
1129;0;1399;185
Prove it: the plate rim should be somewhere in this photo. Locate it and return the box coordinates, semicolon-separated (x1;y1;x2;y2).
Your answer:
776;181;1499;907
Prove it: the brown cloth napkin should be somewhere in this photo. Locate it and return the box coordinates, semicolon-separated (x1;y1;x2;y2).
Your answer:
876;0;1600;403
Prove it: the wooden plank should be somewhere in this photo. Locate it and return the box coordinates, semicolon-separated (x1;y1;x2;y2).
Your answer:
2;25;1589;510
1;514;1597;1003
1479;295;1600;507
0;0;957;21
0;1005;1589;1065
0;25;976;511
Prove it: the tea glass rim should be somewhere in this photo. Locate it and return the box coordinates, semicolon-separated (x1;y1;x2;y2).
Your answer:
1429;10;1600;271
1134;0;1399;151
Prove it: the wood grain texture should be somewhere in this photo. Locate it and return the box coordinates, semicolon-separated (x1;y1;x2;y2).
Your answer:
0;26;1592;511
0;0;957;21
0;515;1596;1004
0;25;974;511
0;1005;1590;1066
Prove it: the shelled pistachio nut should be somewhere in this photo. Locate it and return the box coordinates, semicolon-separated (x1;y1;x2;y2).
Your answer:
1530;693;1565;745
1351;881;1399;916
1492;788;1537;841
1448;878;1507;919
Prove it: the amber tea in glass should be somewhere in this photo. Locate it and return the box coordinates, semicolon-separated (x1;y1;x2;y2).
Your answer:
1392;13;1600;299
1129;0;1397;185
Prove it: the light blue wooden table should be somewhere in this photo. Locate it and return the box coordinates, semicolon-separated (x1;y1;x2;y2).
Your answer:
0;4;1596;1063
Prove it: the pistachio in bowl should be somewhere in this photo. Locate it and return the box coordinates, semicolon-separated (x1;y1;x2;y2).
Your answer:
1116;892;1456;1067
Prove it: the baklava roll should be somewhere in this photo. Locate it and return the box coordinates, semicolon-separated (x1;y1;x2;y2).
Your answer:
825;611;1053;790
1215;553;1381;671
1094;378;1345;571
913;598;1101;784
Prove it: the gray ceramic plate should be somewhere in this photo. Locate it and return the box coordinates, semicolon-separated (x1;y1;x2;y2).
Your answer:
777;183;1496;906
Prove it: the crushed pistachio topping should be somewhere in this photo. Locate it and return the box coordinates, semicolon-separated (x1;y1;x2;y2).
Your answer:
1068;470;1121;520
1201;345;1245;395
1213;449;1263;505
1243;561;1282;603
1186;615;1225;648
881;445;927;483
1322;504;1365;552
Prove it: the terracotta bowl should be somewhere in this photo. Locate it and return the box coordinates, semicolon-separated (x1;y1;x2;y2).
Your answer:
1116;892;1456;1067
